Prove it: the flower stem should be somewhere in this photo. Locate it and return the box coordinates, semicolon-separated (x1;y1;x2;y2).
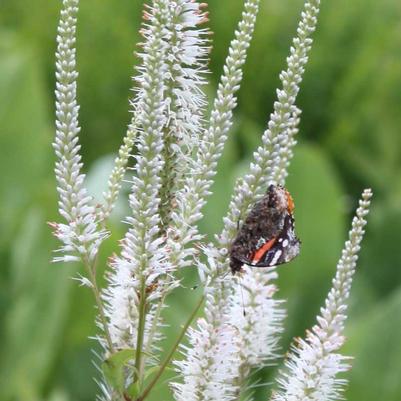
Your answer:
143;294;166;358
84;258;115;354
134;277;148;387
136;294;205;401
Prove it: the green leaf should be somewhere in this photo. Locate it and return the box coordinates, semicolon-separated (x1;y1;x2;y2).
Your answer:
320;0;401;194
102;348;135;393
344;288;401;401
126;380;141;399
0;33;53;247
144;365;173;382
0;208;73;401
358;204;401;297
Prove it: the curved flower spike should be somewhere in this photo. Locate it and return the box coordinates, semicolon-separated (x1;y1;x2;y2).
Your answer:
271;189;372;401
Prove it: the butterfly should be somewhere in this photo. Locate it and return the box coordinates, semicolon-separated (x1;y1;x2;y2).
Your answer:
229;184;301;274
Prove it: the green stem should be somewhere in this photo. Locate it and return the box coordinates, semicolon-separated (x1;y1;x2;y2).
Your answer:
136;294;205;401
134;277;148;387
84;258;115;354
143;295;166;358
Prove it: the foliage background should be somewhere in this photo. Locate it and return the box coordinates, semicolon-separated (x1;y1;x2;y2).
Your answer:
1;0;401;400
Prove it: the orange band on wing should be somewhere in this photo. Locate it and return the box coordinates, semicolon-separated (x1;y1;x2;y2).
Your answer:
251;237;277;263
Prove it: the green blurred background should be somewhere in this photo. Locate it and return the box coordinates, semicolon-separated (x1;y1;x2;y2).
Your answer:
1;0;401;400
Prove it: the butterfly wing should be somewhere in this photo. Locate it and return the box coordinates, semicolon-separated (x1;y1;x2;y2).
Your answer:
230;196;283;269
249;214;300;267
229;185;301;273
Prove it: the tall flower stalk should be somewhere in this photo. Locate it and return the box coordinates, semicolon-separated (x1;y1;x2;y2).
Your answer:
271;189;372;401
51;0;112;353
103;4;176;396
51;0;373;401
168;0;261;268
52;0;107;264
102;1;212;399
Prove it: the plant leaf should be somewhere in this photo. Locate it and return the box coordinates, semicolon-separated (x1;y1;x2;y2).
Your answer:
344;288;401;401
102;348;135;393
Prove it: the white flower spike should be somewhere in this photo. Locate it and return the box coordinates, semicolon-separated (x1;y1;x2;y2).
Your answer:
52;0;107;264
229;267;285;376
271;189;372;401
168;0;261;268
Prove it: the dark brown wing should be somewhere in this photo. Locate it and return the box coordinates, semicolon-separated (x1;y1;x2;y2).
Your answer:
249;214;300;267
229;193;285;268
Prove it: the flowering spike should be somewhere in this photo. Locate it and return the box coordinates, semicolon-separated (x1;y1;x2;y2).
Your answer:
171;2;267;394
101;0;211;224
271;189;372;401
158;0;211;227
103;0;173;353
219;0;321;253
168;0;261;268
172;279;241;401
172;319;241;401
52;0;107;263
228;267;285;391
99;126;137;222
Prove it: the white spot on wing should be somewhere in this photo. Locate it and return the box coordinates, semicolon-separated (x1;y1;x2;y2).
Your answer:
270;250;282;266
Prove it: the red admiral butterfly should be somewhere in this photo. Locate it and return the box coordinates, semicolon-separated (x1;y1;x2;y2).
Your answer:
229;185;300;274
